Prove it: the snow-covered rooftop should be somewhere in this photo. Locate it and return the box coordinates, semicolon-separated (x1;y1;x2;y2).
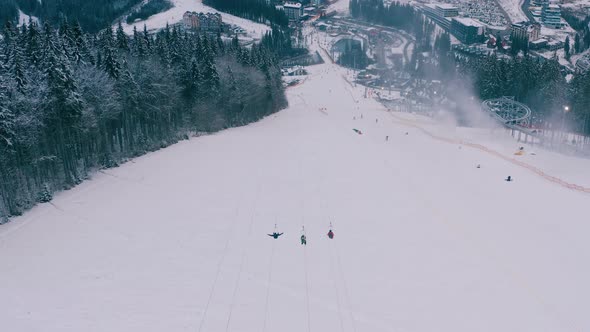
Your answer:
453;17;485;27
284;2;302;9
436;4;459;9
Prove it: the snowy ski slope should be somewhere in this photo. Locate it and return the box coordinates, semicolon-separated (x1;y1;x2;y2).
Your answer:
2;27;590;332
119;0;270;37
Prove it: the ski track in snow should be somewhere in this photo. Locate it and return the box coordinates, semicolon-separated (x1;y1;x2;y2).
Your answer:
2;24;590;332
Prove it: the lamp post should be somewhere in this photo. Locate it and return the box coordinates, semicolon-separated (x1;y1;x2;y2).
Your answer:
562;105;570;142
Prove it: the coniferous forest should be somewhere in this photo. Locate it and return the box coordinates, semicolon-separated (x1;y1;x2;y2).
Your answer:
204;0;289;29
126;0;174;24
349;0;416;31
0;21;287;221
1;0;143;33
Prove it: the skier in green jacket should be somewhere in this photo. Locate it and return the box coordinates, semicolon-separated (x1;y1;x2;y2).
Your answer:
300;234;307;245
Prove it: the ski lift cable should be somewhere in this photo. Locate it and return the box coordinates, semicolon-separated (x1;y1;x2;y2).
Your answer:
334;241;358;332
225;183;262;332
198;205;242;332
322;204;350;332
263;215;281;331
316;175;346;331
262;236;277;332
329;240;346;332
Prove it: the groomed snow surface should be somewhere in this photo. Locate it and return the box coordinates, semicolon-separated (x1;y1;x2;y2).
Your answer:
2;30;590;332
120;0;270;37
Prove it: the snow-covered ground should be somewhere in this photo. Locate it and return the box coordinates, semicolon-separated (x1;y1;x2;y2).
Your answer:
327;0;350;16
2;25;590;332
17;10;39;27
562;0;590;10
119;0;270;37
496;0;528;23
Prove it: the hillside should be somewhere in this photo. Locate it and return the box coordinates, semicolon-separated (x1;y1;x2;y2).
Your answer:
2;28;590;332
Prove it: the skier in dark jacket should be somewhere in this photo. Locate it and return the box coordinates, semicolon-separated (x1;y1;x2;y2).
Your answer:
268;232;283;239
300;234;307;245
505;176;512;182
327;230;334;239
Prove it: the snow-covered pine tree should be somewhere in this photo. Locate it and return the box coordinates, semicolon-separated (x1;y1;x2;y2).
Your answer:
0;63;15;148
25;19;42;68
116;22;129;51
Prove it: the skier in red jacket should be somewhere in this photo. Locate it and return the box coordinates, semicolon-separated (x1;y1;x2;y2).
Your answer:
327;229;334;239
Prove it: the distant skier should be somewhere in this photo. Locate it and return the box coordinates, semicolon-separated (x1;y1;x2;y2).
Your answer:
301;234;307;245
505;176;512;182
268;232;283;239
376;118;378;123
386;135;389;141
327;229;334;239
476;164;481;169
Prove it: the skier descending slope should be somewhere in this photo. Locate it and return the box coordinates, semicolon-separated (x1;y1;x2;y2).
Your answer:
300;226;307;245
267;224;283;239
327;229;334;239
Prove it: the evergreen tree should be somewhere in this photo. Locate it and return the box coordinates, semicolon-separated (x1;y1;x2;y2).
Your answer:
0;64;15;148
202;56;220;97
26;19;42;68
103;46;121;79
116;22;130;51
565;36;571;60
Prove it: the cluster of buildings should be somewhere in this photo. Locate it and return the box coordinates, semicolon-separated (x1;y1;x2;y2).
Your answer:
284;2;304;21
182;12;223;31
419;0;507;28
529;0;565;29
511;21;541;42
420;4;485;44
451;17;485;44
419;1;568;53
510;20;564;51
278;1;323;22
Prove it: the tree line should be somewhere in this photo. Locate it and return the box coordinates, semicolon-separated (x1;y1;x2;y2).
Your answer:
204;0;289;29
421;44;590;136
126;0;173;24
0;20;287;221
350;0;416;31
562;10;590;54
0;0;143;33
